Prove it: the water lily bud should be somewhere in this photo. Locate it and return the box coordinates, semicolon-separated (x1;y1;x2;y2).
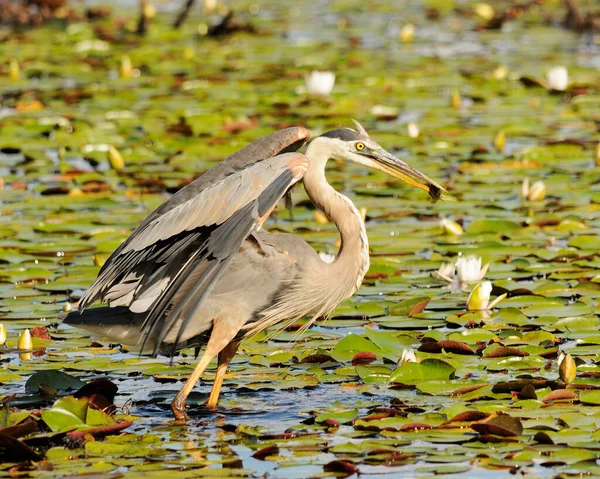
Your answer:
314;210;329;224
467;281;492;311
120;55;132;79
407;122;420;138
547;66;568;91
58;146;66;163
305;71;335;96
399;24;415;43
493;130;506;153
9;59;20;81
450;88;461;109
359;207;367;221
184;47;195;60
528;180;546;201
0;324;6;345
144;2;156;18
595;143;600;167
440;218;463;236
204;0;217;13
474;3;495;21
198;23;209;36
559;353;576;384
18;329;32;361
108;146;125;170
63;302;72;313
400;348;418;365
493;65;508;80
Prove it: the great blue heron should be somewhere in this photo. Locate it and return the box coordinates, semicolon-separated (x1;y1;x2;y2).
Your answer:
64;121;444;420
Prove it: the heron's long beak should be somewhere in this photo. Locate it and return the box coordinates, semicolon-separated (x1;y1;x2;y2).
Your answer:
369;149;446;202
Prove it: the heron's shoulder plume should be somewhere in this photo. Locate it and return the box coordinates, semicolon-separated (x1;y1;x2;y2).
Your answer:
321;128;363;142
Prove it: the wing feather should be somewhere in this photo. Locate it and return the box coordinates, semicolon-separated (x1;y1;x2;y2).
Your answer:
77;151;309;355
162;167;298;353
79;156;291;310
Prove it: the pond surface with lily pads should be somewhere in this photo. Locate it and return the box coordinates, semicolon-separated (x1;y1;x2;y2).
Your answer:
1;0;600;477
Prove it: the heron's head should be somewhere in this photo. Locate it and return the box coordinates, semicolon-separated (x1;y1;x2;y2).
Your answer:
313;120;445;201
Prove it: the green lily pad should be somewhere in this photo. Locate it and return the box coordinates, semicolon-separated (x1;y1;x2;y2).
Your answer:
41;396;88;432
389;359;456;385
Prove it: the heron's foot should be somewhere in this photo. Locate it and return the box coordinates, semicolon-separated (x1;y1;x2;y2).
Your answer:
171;396;190;422
204;397;219;410
162;417;189;426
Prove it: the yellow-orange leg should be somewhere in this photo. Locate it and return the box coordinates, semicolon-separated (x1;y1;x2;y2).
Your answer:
206;341;240;409
171;318;244;421
171;353;212;421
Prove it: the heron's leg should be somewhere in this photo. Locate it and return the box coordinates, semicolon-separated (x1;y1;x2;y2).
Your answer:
206;340;240;409
171;353;212;421
171;318;243;421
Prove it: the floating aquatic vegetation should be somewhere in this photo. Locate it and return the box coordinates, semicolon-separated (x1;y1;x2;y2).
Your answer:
0;0;599;476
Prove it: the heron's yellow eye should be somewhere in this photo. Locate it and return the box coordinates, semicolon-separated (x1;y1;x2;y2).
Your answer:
355;142;365;151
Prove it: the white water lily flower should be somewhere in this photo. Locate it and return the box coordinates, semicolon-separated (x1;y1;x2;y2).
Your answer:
74;40;110;53
436;255;491;292
456;255;489;285
399;348;418;365
435;262;456;283
371;105;398;117
547;66;568;91
306;71;335;96
0;324;5;345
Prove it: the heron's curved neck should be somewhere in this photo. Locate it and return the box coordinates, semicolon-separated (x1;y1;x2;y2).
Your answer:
304;139;369;289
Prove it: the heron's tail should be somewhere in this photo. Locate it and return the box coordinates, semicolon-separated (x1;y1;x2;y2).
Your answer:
62;306;150;349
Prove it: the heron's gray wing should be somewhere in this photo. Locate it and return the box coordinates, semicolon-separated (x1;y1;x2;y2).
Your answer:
88;126;310;276
78;152;309;356
78;126;309;311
